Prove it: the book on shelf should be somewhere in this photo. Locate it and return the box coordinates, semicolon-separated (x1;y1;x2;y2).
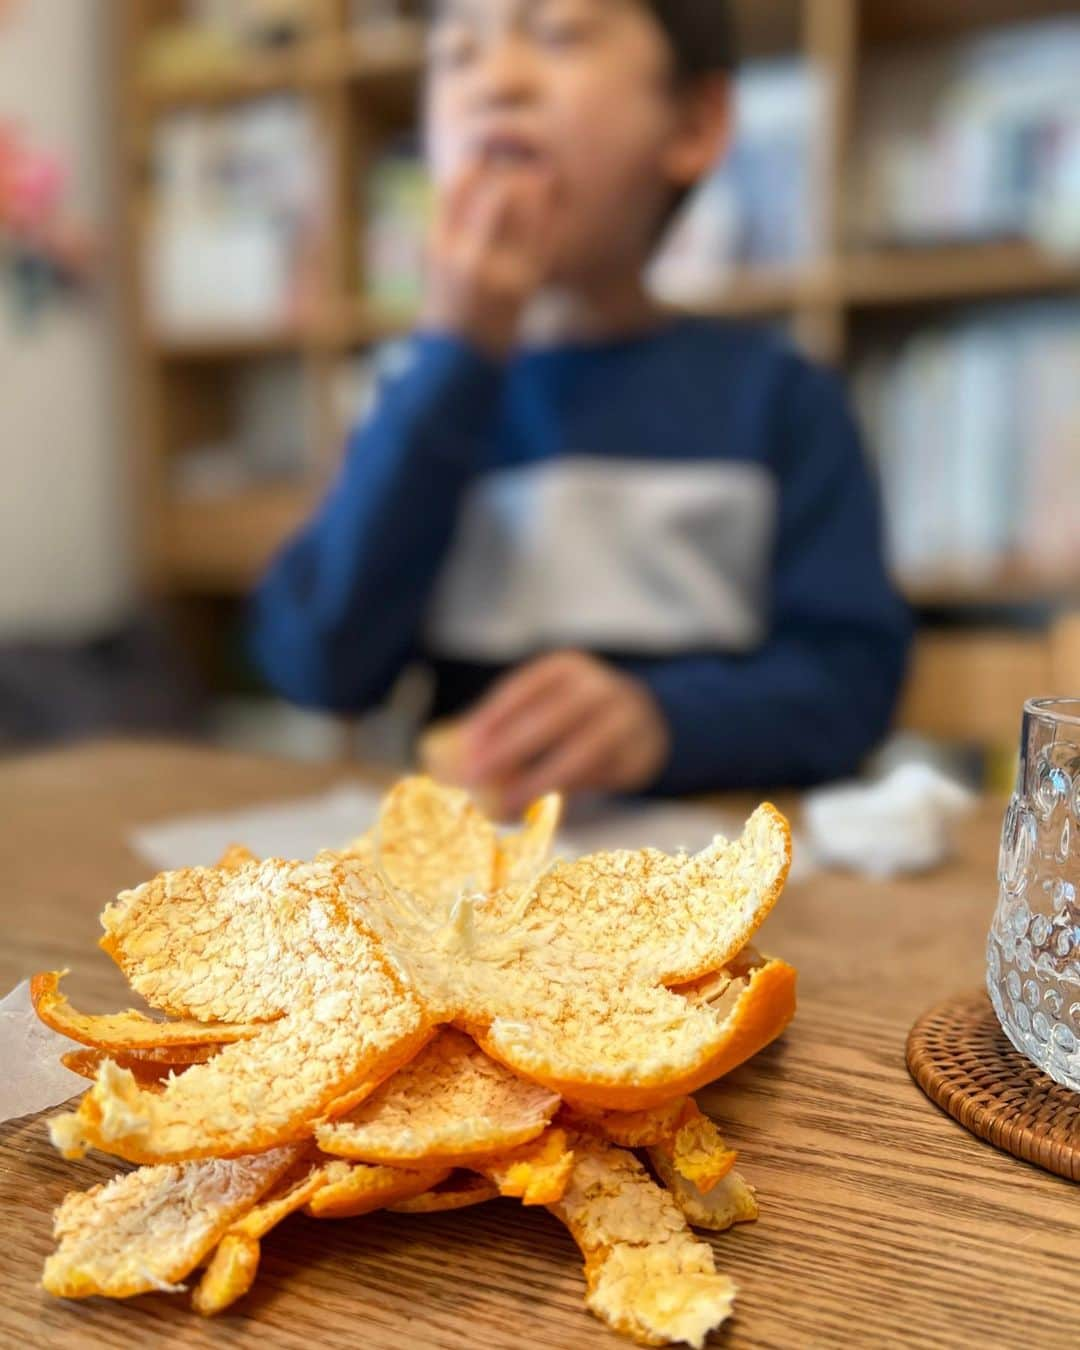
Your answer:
650;59;826;303
146;98;327;334
850;17;1080;255
170;358;315;499
362;142;430;315
349;0;424;53
855;302;1080;592
141;0;328;84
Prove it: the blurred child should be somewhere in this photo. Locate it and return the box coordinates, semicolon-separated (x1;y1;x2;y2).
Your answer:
251;0;910;814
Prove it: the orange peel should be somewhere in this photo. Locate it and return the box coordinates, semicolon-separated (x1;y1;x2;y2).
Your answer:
550;1137;737;1347
495;793;562;888
484;803;790;985
192;1235;260;1315
316;1028;559;1166
49;804;794;1163
667;1103;737;1192
338;793;795;1111
471;952;796;1111
34;776;798;1343
37;779;793;1346
648;1151;759;1233
49;860;430;1163
343;776;500;906
558;1098;735;1190
479;1127;575;1206
389;1171;499;1214
193;1154;352;1315
558;1097;689;1150
305;1162;450;1220
61;1046;218;1087
217;843;259;871
31;972;261;1050
41;1146;300;1299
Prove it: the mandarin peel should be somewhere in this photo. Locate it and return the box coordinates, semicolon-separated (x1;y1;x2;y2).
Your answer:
480;1127;575;1206
668;1104;738;1192
648;1152;760;1233
305;1163;451;1220
389;1172;500;1214
192;1155;352;1315
316;1027;559;1166
50;805;792;1158
31;971;261;1050
36;779;795;1345
550;1138;737;1348
41;1147;301;1299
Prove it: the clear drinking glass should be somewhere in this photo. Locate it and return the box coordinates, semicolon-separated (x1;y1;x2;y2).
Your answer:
987;697;1080;1092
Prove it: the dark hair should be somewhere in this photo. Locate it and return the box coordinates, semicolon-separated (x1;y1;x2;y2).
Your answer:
643;0;738;82
426;2;738;79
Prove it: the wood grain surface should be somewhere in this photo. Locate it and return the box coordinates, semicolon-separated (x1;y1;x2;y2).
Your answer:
1;740;1075;1350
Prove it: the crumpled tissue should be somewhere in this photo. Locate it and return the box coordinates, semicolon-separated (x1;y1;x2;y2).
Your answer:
803;762;978;879
0;980;84;1124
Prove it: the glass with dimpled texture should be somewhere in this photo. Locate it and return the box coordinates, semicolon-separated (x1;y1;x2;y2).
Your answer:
987;697;1080;1092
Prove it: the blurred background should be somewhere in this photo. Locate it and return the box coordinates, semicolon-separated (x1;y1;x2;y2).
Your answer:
1;0;1078;786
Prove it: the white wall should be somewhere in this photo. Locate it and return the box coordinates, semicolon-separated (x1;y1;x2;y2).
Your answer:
0;0;132;639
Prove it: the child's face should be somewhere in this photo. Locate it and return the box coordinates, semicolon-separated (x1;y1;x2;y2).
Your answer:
424;0;726;282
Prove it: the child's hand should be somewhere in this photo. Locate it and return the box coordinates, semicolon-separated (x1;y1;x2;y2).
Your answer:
456;651;670;816
421;158;556;358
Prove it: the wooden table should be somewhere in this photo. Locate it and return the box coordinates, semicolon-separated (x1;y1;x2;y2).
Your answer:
0;741;1074;1349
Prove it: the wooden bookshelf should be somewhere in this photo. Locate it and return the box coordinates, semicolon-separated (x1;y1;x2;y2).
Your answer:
116;0;1080;746
843;241;1080;309
161;485;318;591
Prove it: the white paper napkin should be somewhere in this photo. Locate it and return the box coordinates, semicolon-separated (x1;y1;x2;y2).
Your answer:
803;763;977;878
0;980;84;1124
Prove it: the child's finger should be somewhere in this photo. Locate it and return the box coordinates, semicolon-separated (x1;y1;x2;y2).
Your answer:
464;680;607;786
499;705;628;816
493;167;556;254
530;172;559;265
430;158;493;260
442;157;488;233
455;175;521;270
462;653;579;752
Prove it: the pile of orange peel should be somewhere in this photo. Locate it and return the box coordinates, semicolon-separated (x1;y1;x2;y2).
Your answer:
31;777;796;1346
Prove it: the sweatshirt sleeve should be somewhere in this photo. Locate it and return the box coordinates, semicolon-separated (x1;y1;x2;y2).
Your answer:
633;358;912;795
248;334;503;711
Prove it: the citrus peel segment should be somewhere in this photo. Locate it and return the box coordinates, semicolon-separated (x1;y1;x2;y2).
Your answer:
192;1154;352;1315
648;1151;759;1233
486;803;790;986
31;972;260;1050
495;793;562;888
41;1146;300;1299
549;1138;736;1348
474;955;796;1111
60;1047;215;1088
557;1097;689;1149
479;1127;575;1206
216;843;259;871
50;868;431;1162
368;776;499;905
668;1104;737;1192
305;1162;451;1219
316;1028;559;1166
389;1172;500;1213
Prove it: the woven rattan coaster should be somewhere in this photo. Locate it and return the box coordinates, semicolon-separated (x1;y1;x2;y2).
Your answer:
907;991;1079;1182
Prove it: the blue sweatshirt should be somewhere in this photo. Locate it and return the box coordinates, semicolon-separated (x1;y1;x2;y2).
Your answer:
250;317;911;794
